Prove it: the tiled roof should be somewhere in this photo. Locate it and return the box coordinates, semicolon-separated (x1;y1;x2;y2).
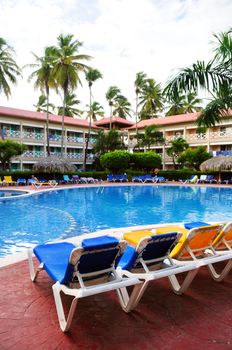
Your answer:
0;106;98;129
94;116;134;126
128;110;232;130
128;113;200;129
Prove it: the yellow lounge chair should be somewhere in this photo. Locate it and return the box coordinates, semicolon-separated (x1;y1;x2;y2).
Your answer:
3;176;16;186
33;177;58;189
169;223;232;288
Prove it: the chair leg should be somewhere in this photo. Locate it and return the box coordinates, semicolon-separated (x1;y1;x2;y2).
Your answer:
207;260;232;282
117;282;149;312
52;282;78;332
28;249;43;282
168;269;199;295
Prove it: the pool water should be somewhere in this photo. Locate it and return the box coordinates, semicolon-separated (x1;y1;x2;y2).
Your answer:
0;185;232;257
0;190;28;198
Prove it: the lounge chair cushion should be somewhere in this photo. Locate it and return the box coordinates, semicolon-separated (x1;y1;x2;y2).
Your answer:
34;242;75;284
79;236;121;274
123;230;153;246
82;235;119;250
184;221;209;230
117;245;137;270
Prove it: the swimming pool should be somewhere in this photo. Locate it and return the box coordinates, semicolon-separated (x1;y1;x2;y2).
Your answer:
0;185;232;257
0;190;29;198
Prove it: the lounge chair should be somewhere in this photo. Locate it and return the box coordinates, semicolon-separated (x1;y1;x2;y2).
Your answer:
16;178;27;186
3;176;16;186
117;223;232;311
71;175;80;183
116;232;197;312
32;177;58;189
63;175;72;184
153;176;167;183
205;175;218;184
197;175;207;183
28;236;140;332
169;223;232;285
182;175;198;184
132;175;144;183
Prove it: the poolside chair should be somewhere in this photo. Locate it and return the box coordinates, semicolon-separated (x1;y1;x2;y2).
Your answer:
63;175;72;184
116;232;197;312
71;175;80;183
32;177;58;189
197;175;207;183
3;176;16;186
169;223;232;285
28;236;140;332
132;175;144;183
16;178;27;186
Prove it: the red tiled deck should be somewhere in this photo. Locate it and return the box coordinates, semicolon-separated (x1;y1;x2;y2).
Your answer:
0;260;232;350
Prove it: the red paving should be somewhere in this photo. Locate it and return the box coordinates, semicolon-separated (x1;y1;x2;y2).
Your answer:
0;260;232;350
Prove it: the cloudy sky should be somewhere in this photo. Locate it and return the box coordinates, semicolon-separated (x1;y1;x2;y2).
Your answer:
1;0;232;118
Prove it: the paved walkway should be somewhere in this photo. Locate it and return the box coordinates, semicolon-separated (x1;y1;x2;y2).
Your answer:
0;259;232;349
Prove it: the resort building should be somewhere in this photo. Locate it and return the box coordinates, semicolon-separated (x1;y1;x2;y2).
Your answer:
0;106;232;170
0;106;98;171
127;111;232;169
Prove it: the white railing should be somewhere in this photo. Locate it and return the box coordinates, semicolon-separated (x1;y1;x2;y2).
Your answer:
23;131;44;140
5;130;21;138
67;136;84;143
22;151;45;158
66;153;83;159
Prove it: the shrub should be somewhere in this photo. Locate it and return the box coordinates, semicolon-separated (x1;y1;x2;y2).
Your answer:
132;152;162;171
100;151;131;172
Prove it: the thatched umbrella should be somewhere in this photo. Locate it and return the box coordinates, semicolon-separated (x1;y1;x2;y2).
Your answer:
33;157;77;175
200;156;232;181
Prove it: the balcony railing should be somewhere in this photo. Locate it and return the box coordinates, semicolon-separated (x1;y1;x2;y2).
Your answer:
23;131;44;140
49;134;62;141
5;130;21;138
66;153;83;159
22;150;45;158
67;136;84;143
214;150;232;156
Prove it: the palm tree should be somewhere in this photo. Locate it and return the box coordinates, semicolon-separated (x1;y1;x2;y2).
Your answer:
0;37;21;139
134;71;147;136
136;125;164;150
83;68;103;170
105;86;121;129
166;137;189;169
51;33;91;157
164;28;232;128
165;92;202;116
34;95;55;113
86;101;104;121
93;129;125;156
57;93;82;117
27;46;56;155
113;94;131;119
139;79;164;119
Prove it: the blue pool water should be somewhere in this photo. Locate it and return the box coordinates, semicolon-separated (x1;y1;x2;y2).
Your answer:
0;185;232;257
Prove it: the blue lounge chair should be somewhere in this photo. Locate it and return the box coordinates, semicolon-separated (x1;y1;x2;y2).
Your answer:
63;175;72;183
28;236;140;332
116;232;197;312
16;178;27;186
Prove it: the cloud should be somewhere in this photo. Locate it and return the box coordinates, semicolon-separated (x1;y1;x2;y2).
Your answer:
0;0;232;118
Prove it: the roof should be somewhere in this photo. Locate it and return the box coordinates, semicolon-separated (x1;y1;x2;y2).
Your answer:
0;106;98;129
128;113;200;129
94;116;134;127
128;110;232;130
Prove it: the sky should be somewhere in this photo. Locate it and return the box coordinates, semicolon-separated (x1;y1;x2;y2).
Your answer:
0;0;232;120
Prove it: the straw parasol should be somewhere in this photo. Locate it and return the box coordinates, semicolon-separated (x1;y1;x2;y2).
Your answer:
200;156;232;181
33;157;77;174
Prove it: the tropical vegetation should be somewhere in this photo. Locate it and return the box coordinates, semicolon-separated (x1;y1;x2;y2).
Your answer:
166;137;189;169
100;150;131;172
0;140;27;171
177;146;212;170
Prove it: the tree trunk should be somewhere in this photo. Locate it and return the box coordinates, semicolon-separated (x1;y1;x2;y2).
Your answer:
110;104;112;130
61;91;66;158
0;124;5;141
46;89;50;156
135;93;138;138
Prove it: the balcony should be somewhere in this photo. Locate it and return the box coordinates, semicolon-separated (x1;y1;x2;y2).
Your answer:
22;150;45;158
22;131;44;140
4;129;21;139
214;150;232;156
66;153;83;159
67;136;84;144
